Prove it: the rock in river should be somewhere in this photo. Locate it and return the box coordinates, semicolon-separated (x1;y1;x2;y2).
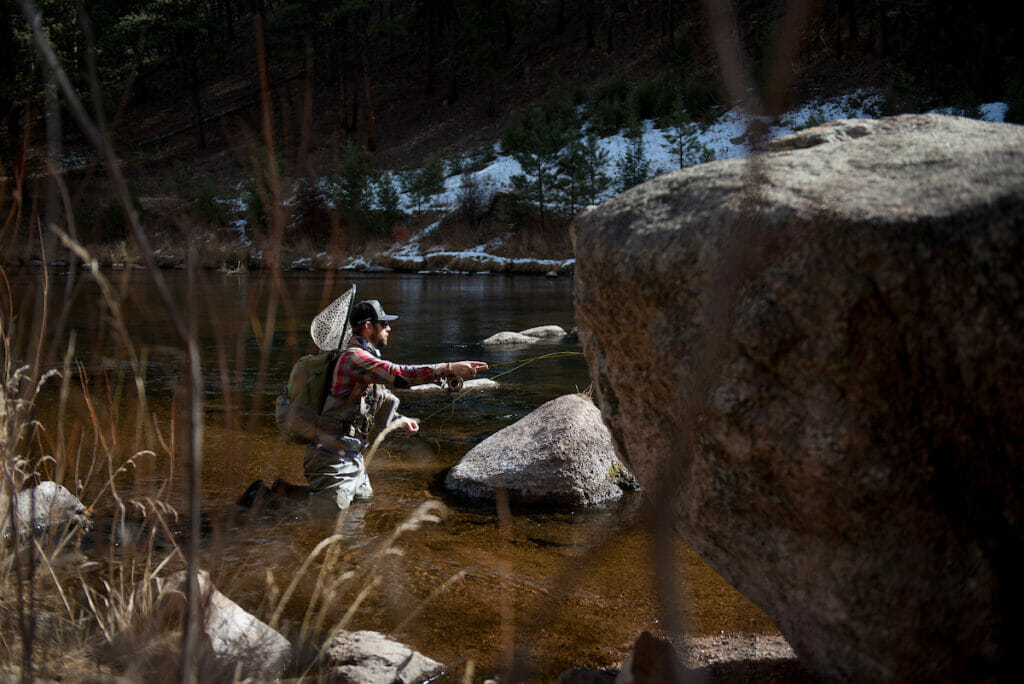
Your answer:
1;481;91;541
323;629;443;684
446;393;636;505
573;114;1024;682
151;570;293;679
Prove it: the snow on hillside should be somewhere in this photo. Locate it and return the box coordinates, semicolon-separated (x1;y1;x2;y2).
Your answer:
227;90;1006;272
348;92;1009;273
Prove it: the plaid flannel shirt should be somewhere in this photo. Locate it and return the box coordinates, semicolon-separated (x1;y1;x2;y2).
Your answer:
330;336;444;401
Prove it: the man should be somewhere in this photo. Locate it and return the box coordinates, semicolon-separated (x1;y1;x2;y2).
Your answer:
304;299;488;509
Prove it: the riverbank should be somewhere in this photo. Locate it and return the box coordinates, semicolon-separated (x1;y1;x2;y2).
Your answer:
1;222;576;276
1;249;576;277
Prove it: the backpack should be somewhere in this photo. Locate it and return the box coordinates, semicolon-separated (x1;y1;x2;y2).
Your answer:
275;350;340;443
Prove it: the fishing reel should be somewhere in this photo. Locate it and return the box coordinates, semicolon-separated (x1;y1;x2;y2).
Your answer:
438;375;463;392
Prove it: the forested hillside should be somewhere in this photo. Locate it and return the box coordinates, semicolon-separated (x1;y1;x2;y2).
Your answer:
3;0;1022;263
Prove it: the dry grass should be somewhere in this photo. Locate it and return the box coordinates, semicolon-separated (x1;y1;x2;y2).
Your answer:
1;288;461;681
0;0;841;680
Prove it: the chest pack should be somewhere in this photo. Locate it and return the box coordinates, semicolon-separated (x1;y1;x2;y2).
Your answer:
274;350;340;443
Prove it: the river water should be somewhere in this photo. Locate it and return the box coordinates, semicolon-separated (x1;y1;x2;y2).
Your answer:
17;268;775;680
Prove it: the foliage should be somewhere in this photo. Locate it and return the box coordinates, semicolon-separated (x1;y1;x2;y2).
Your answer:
457;170;488;232
448;144;498;178
171;160;230;228
371;172;403;235
242;175;269;233
881;69;927;116
633;75;678;125
460;1;527;113
555;130;611;214
242;154;289;235
97;198;131;244
661;107;713;170
615;124;652;193
794;108;828;131
330;143;376;215
503;102;575;228
587;78;633;135
78;182;143;246
290;178;332;243
470;143;498;169
399;156;445;213
445;154;465;177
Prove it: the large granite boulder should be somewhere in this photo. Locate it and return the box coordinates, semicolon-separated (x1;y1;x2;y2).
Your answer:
322;629;443;683
573;114;1023;682
446;393;636;505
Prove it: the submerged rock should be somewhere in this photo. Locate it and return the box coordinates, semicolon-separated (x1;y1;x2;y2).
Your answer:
323;629;443;684
446;393;636;505
573;113;1024;681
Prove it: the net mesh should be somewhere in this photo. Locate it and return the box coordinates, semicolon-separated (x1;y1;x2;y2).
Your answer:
310;285;356;351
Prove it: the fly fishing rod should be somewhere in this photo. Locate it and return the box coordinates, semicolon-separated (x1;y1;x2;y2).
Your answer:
416;350;585;425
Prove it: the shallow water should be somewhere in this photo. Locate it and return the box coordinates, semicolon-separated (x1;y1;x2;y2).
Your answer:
18;268;775;680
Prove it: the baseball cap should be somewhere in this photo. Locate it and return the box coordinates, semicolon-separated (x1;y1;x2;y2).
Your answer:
349;300;399;326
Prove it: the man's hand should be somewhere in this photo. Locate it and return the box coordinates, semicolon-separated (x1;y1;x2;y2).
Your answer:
394;416;419;434
450;361;488;378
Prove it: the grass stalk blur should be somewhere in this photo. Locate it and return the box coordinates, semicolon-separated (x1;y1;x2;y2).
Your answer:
2;0;816;678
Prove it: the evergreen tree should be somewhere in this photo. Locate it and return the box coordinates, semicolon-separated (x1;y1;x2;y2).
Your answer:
291;178;332;242
503;103;573;228
400;155;445;213
374;172;405;233
555;129;611;214
374;172;402;218
580;132;613;206
331;142;375;214
615;125;652;193
662;111;714;169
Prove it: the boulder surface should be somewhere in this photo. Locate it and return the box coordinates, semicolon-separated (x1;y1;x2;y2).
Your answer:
446;393;635;505
153;570;293;679
1;481;91;541
323;629;443;684
573;114;1023;682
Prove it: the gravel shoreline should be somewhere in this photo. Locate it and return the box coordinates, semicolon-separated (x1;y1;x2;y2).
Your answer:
556;632;811;683
685;633;811;683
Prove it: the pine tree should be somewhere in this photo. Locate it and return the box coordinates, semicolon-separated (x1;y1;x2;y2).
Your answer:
662;111;713;169
374;173;402;221
400;156;445;213
556;129;611;214
615;125;652;193
331;142;375;213
580;132;613;205
504;103;573;229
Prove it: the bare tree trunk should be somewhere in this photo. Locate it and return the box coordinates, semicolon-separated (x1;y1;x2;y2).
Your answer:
585;0;596;49
362;43;376;151
605;0;614;53
181;31;207;151
874;0;887;56
446;37;457;104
